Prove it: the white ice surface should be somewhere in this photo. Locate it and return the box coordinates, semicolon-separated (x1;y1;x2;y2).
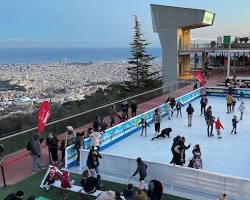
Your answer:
103;96;250;179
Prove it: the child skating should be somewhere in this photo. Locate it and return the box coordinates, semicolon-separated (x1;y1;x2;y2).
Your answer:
139;118;150;137
231;115;239;134
215;117;224;139
238;101;245;120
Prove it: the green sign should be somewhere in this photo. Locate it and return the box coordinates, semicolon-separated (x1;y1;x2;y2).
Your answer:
223;36;231;45
203;11;214;25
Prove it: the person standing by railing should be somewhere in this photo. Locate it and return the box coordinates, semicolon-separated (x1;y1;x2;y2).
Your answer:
109;105;118;127
30;133;46;174
132;157;148;182
46;132;59;165
121;100;129;118
130;100;137;117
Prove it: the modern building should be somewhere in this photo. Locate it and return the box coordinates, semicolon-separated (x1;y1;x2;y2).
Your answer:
150;4;215;86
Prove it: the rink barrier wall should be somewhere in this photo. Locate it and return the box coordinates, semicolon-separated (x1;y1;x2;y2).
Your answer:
79;150;249;200
65;87;202;170
206;86;250;98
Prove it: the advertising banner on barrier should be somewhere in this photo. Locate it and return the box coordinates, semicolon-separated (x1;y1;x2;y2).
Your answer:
206;87;250;98
65;144;78;169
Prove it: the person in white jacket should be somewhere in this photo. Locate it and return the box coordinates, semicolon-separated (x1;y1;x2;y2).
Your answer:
238;101;246;120
167;102;173;120
89;129;101;151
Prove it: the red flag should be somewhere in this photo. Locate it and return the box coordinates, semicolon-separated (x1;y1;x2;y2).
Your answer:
37;101;51;134
194;70;205;86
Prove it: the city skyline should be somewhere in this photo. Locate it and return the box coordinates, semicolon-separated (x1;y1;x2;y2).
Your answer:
0;0;250;47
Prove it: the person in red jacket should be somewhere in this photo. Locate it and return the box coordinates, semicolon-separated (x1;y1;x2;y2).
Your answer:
215;117;224;139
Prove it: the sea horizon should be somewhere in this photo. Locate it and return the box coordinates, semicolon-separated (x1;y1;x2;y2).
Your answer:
0;47;162;64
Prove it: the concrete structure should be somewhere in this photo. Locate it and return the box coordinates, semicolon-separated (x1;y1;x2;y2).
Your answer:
150;4;215;87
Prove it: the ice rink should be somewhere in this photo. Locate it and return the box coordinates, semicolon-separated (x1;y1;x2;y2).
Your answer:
103;96;250;179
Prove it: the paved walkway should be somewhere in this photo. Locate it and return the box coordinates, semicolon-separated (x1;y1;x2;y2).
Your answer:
0;73;226;187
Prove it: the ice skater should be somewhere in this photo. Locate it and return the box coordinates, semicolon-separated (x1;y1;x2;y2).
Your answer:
171;136;190;166
215;117;224;139
170;96;176;117
188;144;202;169
205;106;215;137
170;135;181;164
231;115;239;134
139;118;150;137
238;101;245;120
238;91;244;100
226;94;234;114
166;102;173;120
151;127;172;141
176;101;184;117
186;103;194;127
153;108;161;135
200;95;208;116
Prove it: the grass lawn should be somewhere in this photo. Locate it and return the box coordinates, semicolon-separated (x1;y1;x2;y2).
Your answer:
0;171;190;200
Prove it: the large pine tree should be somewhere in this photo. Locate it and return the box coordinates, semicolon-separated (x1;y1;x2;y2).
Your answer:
127;15;159;89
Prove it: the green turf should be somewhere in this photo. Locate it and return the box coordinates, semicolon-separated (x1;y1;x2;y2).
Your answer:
0;171;190;200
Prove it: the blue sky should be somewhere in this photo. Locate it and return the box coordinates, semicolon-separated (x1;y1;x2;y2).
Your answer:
0;0;249;47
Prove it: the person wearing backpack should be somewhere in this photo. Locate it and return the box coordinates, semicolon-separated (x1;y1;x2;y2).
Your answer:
30;133;45;174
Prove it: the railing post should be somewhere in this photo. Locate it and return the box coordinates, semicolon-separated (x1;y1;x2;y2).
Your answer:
1;165;7;187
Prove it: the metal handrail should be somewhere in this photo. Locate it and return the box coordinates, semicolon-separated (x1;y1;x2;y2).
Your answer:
0;80;189;141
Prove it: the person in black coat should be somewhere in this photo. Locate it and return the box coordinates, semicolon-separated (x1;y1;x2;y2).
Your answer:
151;128;172;141
93;116;101;132
46;133;59;165
123;184;134;200
170;135;181;164
148;179;163;200
169;97;176;117
200;95;208;116
205;106;215;137
4;191;24;200
178;137;191;165
87;147;102;175
121;100;129;117
186;103;194;127
74;132;82;164
132;157;148;181
130;100;137;117
81;170;99;193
